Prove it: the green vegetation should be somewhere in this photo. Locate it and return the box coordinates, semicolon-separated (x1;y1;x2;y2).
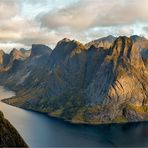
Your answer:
127;104;148;114
112;116;127;123
50;108;63;117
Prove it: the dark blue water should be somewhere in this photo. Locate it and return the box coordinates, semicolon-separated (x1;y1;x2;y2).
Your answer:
0;86;148;147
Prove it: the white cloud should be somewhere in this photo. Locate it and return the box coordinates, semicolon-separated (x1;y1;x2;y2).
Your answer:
38;0;148;30
0;0;18;20
0;0;148;51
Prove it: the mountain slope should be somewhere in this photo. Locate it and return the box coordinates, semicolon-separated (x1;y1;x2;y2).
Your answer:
0;36;148;124
86;37;148;123
85;35;116;49
0;111;27;147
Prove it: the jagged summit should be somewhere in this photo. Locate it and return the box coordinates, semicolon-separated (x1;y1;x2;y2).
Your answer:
9;48;29;61
130;35;146;42
111;36;133;58
10;48;20;57
48;38;86;68
0;49;5;54
0;50;5;58
85;35;116;49
54;38;86;54
61;37;71;42
57;38;85;47
108;36;144;69
30;44;52;57
102;35;116;41
56;38;72;46
20;48;28;53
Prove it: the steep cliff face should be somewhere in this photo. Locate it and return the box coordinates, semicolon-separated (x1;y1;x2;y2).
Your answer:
0;111;27;147
86;37;148;123
0;50;9;69
0;36;148;124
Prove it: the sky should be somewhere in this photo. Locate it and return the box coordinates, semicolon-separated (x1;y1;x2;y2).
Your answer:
0;0;148;52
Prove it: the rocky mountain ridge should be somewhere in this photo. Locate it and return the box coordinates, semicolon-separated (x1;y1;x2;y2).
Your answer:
0;48;30;72
0;35;148;124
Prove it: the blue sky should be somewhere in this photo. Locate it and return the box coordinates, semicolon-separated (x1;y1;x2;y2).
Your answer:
0;0;148;52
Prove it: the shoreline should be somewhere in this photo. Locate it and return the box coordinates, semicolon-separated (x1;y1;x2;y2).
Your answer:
2;97;148;127
1;85;148;127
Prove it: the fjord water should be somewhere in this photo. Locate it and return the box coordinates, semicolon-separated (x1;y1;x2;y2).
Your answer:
0;86;148;147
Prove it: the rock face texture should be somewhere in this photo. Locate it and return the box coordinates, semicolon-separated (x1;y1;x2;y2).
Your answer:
0;111;27;147
0;36;148;124
88;37;148;123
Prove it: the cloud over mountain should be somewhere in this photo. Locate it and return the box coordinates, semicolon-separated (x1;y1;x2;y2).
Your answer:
0;0;148;52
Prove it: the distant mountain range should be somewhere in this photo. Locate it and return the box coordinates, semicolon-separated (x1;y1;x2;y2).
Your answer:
0;35;148;124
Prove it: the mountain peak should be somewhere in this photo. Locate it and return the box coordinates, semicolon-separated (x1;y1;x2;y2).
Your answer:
57;38;84;46
105;35;116;40
57;38;71;46
30;44;52;57
85;35;116;49
110;36;144;69
0;50;5;55
112;36;133;57
55;38;86;55
49;39;86;67
117;36;131;42
20;48;27;53
62;37;71;42
10;48;21;58
11;48;19;53
9;48;30;62
130;35;146;42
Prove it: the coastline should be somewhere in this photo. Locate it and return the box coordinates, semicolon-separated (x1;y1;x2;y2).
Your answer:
2;96;148;127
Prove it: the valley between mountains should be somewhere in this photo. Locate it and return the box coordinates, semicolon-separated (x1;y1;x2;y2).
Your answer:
0;35;148;125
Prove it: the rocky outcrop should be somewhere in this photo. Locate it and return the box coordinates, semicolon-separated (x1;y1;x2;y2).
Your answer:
96;37;148;123
0;111;27;147
0;35;148;125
